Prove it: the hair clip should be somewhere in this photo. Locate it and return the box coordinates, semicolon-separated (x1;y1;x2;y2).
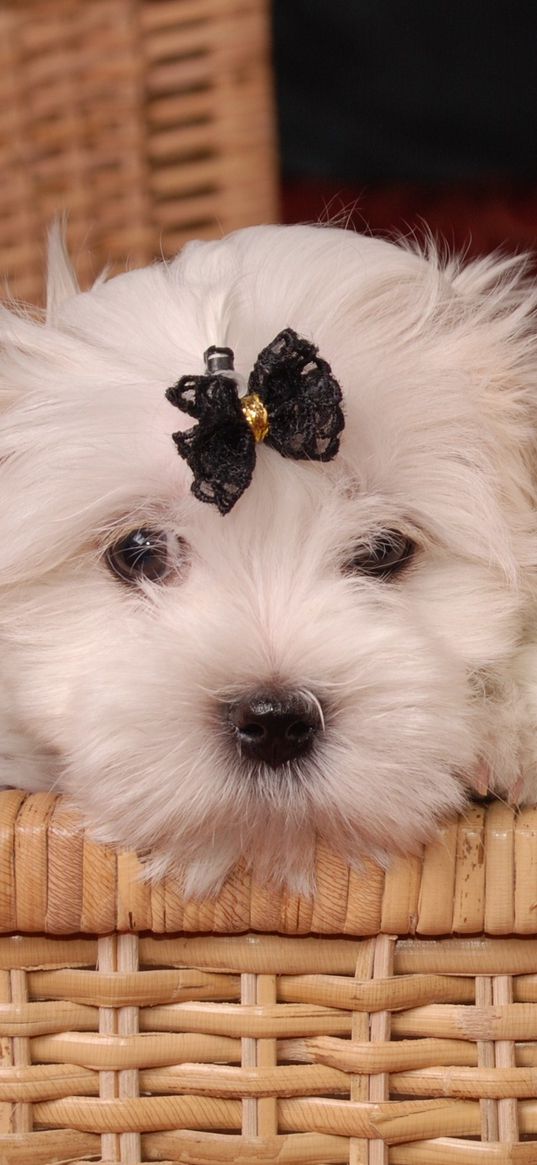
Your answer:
166;329;345;514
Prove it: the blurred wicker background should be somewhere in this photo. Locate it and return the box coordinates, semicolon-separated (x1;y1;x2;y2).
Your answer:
1;792;537;1163
0;0;278;303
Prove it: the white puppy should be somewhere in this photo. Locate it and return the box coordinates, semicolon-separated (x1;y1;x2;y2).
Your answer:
1;223;537;895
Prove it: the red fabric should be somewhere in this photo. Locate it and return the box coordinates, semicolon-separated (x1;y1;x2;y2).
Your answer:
282;181;537;257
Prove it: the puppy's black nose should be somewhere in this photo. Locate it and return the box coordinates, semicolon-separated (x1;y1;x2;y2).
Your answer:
228;692;323;769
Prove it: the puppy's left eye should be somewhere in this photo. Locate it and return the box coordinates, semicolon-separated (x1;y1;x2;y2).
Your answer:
105;529;186;585
343;530;416;580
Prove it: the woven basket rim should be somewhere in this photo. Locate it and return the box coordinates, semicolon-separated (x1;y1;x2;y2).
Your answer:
1;791;535;938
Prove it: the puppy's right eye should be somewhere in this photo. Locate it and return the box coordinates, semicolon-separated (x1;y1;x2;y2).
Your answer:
105;529;186;585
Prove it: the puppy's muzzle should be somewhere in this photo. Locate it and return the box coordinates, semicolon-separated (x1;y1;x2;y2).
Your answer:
227;691;323;769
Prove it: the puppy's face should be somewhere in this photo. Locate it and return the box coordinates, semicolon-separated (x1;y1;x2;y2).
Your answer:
1;225;536;894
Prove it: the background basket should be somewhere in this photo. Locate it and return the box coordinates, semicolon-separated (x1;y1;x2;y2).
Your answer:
1;792;537;1163
0;0;278;303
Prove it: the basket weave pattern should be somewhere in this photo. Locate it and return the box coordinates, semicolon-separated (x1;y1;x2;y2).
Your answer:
0;793;537;1162
0;0;277;303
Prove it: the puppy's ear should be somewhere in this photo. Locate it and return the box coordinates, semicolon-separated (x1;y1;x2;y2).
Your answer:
449;253;537;552
46;219;79;323
451;253;537;373
447;252;537;423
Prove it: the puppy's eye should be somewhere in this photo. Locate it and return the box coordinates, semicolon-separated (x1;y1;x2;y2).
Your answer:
343;531;416;580
105;529;186;585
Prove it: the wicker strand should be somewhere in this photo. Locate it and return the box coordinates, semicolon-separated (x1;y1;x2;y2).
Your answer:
349;938;374;1165
368;936;396;1165
9;970;32;1137
0;971;13;1135
118;934;141;1165
475;977;498;1141
256;974;278;1138
240;972;257;1137
493;974;519;1142
98;936;119;1163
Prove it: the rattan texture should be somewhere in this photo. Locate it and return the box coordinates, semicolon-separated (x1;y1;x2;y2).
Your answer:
0;0;277;303
0;794;537;1162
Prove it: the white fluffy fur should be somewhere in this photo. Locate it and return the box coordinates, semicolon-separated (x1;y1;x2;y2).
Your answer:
2;222;537;895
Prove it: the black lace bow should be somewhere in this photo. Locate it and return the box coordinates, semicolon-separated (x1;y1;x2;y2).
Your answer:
165;328;345;514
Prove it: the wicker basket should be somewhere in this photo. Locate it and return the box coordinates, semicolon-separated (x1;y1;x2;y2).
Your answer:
0;0;277;303
1;792;537;1162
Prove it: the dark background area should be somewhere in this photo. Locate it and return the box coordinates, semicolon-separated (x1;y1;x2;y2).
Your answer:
273;1;537;253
